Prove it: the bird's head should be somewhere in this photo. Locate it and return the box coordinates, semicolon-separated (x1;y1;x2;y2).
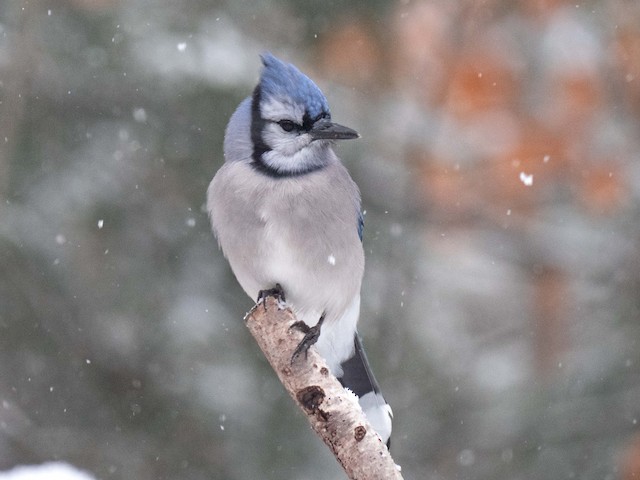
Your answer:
250;53;359;176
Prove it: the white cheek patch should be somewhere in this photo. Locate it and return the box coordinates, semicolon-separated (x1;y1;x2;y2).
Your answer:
262;143;321;173
262;123;311;155
261;96;305;124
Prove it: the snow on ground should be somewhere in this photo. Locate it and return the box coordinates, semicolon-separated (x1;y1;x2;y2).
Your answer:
0;463;96;480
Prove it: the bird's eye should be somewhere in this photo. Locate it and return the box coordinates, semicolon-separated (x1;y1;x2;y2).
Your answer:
278;120;296;132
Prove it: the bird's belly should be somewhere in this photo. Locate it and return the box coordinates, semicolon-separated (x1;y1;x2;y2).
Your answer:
236;215;361;326
266;236;346;314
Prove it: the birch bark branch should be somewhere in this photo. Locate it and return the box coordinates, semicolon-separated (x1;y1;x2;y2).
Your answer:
244;296;403;480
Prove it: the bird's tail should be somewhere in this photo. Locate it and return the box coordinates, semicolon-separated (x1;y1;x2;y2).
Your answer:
338;332;393;447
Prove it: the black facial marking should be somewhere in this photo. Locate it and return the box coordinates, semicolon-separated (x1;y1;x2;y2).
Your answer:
249;87;326;179
250;155;324;179
302;110;330;131
251;86;271;163
251;158;300;178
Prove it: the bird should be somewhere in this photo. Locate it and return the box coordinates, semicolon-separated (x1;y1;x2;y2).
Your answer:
207;53;392;446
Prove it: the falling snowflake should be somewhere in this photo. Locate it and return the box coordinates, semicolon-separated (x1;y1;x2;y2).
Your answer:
519;172;533;186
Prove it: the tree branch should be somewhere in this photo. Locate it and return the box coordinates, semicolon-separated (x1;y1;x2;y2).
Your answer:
245;296;403;480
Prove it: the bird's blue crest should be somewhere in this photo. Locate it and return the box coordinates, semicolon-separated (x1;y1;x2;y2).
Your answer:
259;53;330;119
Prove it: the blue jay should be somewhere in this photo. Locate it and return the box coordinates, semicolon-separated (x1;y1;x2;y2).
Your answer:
207;53;392;445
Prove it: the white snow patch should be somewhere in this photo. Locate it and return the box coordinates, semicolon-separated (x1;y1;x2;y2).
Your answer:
519;172;533;186
0;463;96;480
97;219;104;229
327;254;336;266
342;387;363;408
177;42;187;52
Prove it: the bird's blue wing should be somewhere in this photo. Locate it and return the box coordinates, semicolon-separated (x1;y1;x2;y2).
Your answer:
357;211;364;242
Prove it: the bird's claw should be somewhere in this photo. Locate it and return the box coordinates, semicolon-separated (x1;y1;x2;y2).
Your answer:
256;283;286;310
290;314;325;365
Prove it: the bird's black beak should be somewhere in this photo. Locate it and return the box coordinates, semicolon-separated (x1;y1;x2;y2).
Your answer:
309;119;359;141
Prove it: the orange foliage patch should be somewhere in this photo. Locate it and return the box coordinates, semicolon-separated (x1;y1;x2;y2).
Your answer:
613;29;640;115
576;165;628;216
620;434;640;480
544;72;603;131
317;21;381;86
485;124;566;210
417;158;470;219
532;265;568;378
391;2;452;105
446;52;520;118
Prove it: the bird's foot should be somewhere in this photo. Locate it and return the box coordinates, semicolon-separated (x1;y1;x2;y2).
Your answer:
290;314;325;364
256;283;286;310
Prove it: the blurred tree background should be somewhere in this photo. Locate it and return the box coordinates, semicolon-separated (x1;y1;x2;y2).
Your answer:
1;0;640;479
